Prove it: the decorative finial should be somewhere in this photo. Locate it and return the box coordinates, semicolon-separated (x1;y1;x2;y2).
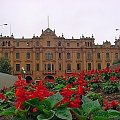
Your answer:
82;34;84;38
92;34;94;38
11;33;13;37
62;33;64;37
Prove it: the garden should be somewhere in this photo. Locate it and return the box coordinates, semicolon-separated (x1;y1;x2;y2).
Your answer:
0;67;120;120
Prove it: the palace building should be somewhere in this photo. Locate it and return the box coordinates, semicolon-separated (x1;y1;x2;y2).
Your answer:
0;28;120;80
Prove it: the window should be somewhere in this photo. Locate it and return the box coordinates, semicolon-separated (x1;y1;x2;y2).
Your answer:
67;64;71;71
2;41;5;46
44;64;54;71
106;52;110;59
88;63;91;70
97;53;101;59
4;52;8;59
67;43;70;47
88;42;89;46
16;53;20;59
26;52;30;59
115;53;118;59
47;41;50;46
45;53;53;60
87;52;92;60
59;53;62;59
8;41;10;46
59;63;61;70
77;52;80;59
106;63;110;68
16;64;20;72
90;42;92;46
36;41;39;46
26;64;30;71
35;53;40;60
48;64;51;71
16;42;19;47
36;63;39;71
97;63;101;70
67;52;71;59
77;63;81;71
77;43;79;47
58;41;61;46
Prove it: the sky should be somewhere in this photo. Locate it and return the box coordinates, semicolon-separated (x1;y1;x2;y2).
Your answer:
0;0;120;44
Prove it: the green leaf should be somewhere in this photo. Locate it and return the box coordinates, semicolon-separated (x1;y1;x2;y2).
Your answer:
93;110;108;116
55;108;72;120
93;116;109;120
37;110;55;120
11;116;27;120
82;99;101;115
15;109;27;118
71;108;87;120
38;99;52;111
0;106;15;116
107;109;120;118
24;97;39;107
47;92;63;108
82;96;92;104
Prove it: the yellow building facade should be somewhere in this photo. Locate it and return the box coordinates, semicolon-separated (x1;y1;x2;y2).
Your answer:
0;28;120;80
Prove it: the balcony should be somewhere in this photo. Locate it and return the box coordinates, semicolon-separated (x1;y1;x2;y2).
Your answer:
65;70;73;73
43;70;56;75
25;71;33;75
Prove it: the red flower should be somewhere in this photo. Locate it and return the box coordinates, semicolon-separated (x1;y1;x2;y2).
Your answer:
32;107;38;112
110;76;116;82
77;85;84;95
110;100;119;107
0;93;7;100
104;99;109;110
69;96;81;108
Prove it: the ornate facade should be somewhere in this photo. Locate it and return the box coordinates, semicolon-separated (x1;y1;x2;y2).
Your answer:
0;28;120;80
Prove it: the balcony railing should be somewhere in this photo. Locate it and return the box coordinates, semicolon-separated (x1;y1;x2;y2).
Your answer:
43;70;56;75
25;71;33;75
65;70;73;73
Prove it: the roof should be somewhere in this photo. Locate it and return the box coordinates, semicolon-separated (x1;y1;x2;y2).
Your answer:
40;28;56;37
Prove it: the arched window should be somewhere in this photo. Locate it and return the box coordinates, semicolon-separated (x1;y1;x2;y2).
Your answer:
58;41;61;46
67;64;71;71
67;52;71;59
97;53;101;59
36;41;39;46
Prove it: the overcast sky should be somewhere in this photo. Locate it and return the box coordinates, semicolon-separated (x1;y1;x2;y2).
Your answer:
0;0;120;44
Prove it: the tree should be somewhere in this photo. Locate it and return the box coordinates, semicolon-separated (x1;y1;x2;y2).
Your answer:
0;57;12;74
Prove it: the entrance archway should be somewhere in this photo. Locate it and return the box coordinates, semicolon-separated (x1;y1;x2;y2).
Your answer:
25;76;33;83
45;75;54;80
